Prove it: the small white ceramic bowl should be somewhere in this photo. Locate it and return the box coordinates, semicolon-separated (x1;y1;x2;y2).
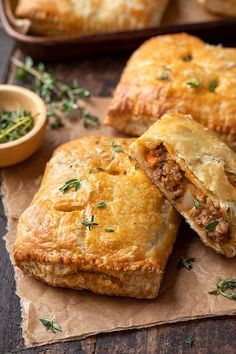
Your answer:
0;84;47;167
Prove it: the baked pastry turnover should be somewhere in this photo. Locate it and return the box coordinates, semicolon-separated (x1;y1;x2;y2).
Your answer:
14;137;180;299
131;113;236;258
106;33;236;151
15;0;168;36
198;0;236;17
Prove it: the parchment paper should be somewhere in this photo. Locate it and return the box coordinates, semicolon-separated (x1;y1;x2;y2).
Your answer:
2;98;236;348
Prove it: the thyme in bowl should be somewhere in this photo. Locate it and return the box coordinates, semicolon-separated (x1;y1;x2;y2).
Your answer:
12;57;99;129
0;109;34;144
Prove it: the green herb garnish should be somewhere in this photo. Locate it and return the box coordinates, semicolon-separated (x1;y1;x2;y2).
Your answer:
157;67;171;81
109;138;125;153
81;109;100;128
97;201;107;208
105;228;115;232
193;198;201;209
59;179;82;193
134;163;139;170
0;109;34;144
82;215;98;230
209;278;236;300
89;167;105;174
177;257;195;270
209;79;217;92
39;318;62;333
187;80;201;89
183;336;195;346
12;57;99;129
182;54;193;62
112;146;124;153
205;221;219;232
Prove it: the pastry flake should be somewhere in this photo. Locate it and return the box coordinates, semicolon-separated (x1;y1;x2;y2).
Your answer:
106;33;236;151
13;136;180;299
131;113;236;258
15;0;168;36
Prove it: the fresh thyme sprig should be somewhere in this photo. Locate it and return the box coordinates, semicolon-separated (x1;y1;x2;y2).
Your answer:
12;57;99;128
0;109;34;144
82;215;98;230
183;336;195;346
59;179;82;193
39;318;62;333
209;278;236;300
177;257;195;270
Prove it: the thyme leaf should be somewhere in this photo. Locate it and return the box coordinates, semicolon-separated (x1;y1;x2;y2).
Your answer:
105;228;115;232
157;67;171;81
205;221;219;232
193;198;201;209
209;79;217;92
82;215;98;230
39;318;62;333
89;167;105;174
187;80;201;89
59;179;82;193
177;257;195;270
112;146;125;153
209;278;236;300
182;54;193;62
97;201;107;208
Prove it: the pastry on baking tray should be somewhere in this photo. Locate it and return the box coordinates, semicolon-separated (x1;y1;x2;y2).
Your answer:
106;33;236;151
15;0;168;36
13;136;180;299
131;113;236;258
198;0;236;17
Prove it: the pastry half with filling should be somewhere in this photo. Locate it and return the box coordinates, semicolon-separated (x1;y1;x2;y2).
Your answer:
106;33;236;151
15;0;169;36
13;136;180;299
131;113;236;258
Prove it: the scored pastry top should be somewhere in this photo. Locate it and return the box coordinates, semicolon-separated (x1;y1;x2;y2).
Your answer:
14;136;180;299
107;33;236;150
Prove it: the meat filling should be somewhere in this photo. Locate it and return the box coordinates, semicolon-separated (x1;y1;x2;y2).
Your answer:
145;145;230;244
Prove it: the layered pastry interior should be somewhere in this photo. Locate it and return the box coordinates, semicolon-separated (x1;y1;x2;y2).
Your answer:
145;144;230;245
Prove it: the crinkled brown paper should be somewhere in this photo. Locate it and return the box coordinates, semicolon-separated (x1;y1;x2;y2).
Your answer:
2;98;236;348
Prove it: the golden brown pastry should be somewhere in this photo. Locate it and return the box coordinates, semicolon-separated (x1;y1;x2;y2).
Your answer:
15;0;168;36
14;136;180;299
131;113;236;258
198;0;236;17
106;33;236;151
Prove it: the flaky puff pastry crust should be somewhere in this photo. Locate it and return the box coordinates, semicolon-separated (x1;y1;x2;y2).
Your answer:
106;33;236;151
198;0;236;17
14;137;180;299
15;0;168;36
131;113;236;257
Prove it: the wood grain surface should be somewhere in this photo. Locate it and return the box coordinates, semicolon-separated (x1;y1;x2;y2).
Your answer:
0;28;236;354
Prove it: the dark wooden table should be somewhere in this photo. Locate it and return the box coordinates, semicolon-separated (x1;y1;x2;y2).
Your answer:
0;28;236;354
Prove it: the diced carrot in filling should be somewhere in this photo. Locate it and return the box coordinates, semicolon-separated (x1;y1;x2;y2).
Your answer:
145;144;230;244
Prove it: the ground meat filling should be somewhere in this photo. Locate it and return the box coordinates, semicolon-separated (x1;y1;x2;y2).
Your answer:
145;144;230;244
